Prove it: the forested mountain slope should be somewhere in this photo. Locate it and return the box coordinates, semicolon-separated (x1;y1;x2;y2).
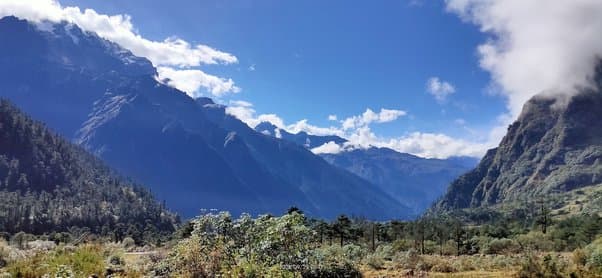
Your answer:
0;99;177;241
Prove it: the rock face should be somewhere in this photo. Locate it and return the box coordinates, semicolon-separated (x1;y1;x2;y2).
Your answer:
0;16;409;219
435;76;602;210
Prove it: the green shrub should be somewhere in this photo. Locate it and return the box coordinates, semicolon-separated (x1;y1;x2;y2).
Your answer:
364;253;385;270
430;258;457;273
55;265;74;278
9;232;35;249
588;247;602;272
483;238;520;254
393;248;421;269
342;244;366;263
584;237;602;274
108;254;124;266
516;231;555;251
391;239;413;252
572;248;588;266
517;253;566;278
518;253;544;278
302;262;361;278
4;244;105;277
121;237;136;250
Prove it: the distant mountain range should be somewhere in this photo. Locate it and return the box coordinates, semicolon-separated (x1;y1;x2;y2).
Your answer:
0;16;409;219
255;122;478;214
254;121;347;149
434;67;602;212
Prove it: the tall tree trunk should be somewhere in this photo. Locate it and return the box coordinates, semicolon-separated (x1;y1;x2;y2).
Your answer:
372;223;376;252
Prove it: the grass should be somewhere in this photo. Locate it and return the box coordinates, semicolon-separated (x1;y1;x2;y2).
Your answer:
362;263;515;278
4;244;105;277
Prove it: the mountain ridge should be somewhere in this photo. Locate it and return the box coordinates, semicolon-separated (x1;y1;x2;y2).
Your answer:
434;70;602;212
254;122;478;214
0;98;177;240
0;16;409;220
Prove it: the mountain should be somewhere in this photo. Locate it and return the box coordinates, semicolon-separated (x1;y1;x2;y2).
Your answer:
0;16;408;220
321;148;477;214
253;123;477;214
435;69;602;211
254;121;347;148
0;99;177;240
196;99;412;219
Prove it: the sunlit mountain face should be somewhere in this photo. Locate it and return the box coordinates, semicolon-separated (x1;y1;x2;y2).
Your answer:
0;16;410;220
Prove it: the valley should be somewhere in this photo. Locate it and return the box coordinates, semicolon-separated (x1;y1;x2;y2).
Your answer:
0;1;601;277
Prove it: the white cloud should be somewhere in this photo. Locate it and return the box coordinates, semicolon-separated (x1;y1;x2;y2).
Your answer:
446;0;602;118
157;67;240;97
341;108;406;130
225;101;493;159
225;101;286;129
230;100;253;107
287;119;345;137
248;64;256;71
311;141;343;154
1;0;240;97
328;115;337;121
310;125;490;159
226;100;493;159
427;77;455;103
382;132;489;159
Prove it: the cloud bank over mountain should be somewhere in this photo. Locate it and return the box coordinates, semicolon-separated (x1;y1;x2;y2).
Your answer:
446;0;602;117
227;101;489;159
0;0;239;97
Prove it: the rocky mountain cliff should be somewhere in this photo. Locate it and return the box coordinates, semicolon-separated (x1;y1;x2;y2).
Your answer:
435;74;602;211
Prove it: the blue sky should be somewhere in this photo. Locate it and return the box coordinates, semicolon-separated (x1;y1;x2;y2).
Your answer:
23;0;602;157
61;0;504;137
15;0;600;158
53;0;506;155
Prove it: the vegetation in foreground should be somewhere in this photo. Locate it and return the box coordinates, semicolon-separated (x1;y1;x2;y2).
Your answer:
0;206;601;277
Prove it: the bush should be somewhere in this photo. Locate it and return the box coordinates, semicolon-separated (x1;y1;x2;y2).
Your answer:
302;262;361;278
9;232;35;249
55;265;75;278
515;231;555;252
483;238;520;255
391;239;413;252
517;253;566;278
26;240;56;252
121;237;136;250
588;246;602;273
364;253;385;270
584;237;602;274
4;244;105;277
108;254;124;266
342;244;366;263
429;258;457;273
163;211;317;276
393;248;421;269
518;253;544;278
572;248;588;266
